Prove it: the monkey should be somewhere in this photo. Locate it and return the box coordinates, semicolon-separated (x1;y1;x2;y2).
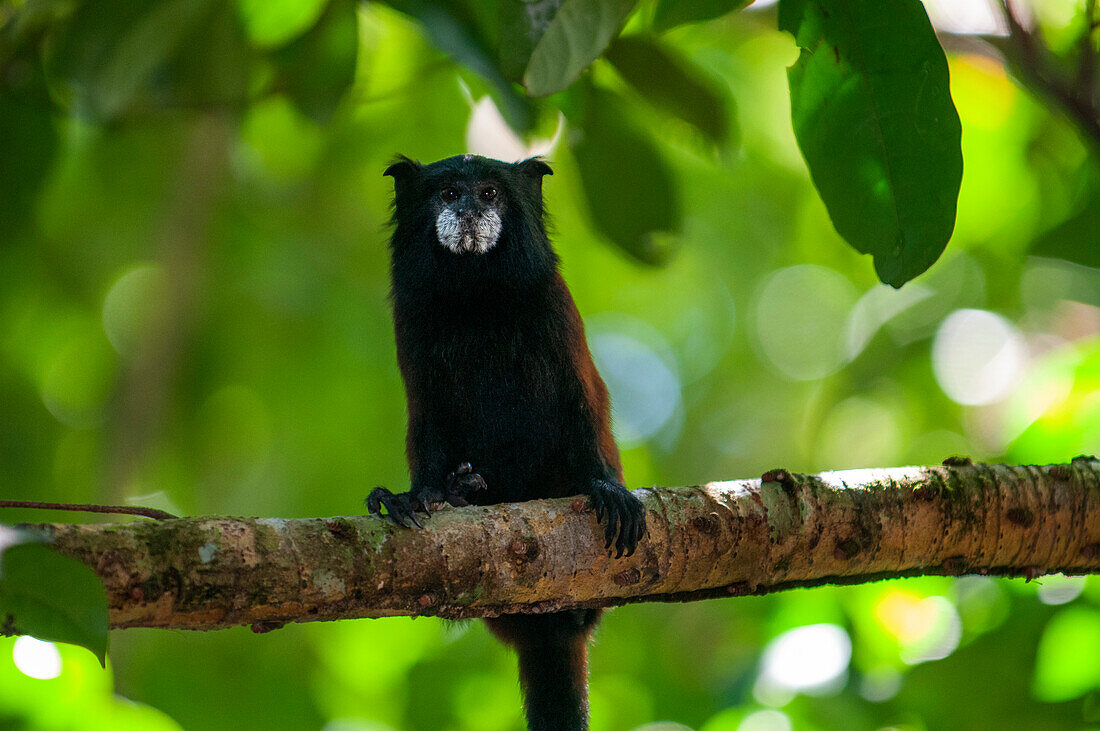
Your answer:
367;153;646;731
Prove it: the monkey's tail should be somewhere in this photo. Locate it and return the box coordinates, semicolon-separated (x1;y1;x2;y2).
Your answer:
485;610;601;731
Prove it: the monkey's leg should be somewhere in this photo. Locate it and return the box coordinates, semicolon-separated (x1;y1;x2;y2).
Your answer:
443;462;487;506
588;479;646;558
366;463;487;527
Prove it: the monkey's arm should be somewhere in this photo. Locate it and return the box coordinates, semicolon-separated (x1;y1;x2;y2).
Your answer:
566;397;647;558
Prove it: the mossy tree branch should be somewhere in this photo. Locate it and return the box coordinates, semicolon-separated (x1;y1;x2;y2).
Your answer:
32;459;1100;632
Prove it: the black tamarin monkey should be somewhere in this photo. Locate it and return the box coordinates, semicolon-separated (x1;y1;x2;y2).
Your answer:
367;154;647;731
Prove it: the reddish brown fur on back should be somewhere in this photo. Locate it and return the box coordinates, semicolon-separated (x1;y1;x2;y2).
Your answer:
556;272;623;483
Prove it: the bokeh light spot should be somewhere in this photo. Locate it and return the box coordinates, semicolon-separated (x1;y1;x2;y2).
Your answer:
816;396;901;469
759;623;851;694
874;592;962;664
1037;574;1087;606
755;266;856;381
858;666;902;703
932;309;1026;405
737;709;792;731
589;319;682;448
102;264;168;359
13;637;62;680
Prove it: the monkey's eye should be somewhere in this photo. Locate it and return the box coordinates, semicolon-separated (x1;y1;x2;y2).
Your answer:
480;187;497;201
440;188;460;203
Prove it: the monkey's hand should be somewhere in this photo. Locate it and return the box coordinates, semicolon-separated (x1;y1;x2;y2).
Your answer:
443;462;487;507
367;463;486;528
366;487;425;528
589;479;647;558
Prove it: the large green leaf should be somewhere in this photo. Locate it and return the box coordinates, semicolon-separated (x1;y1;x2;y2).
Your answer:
498;0;562;81
1031;172;1100;269
0;527;109;666
572;87;681;264
652;0;750;32
520;0;637;97
386;0;534;130
605;35;734;147
779;0;963;288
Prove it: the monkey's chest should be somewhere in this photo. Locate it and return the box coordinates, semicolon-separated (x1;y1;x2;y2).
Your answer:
432;347;578;498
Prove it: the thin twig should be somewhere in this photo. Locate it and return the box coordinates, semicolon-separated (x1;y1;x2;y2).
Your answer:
0;501;177;520
996;0;1100;155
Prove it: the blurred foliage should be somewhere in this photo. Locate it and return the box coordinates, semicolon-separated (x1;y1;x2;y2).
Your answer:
0;527;107;666
0;0;1099;729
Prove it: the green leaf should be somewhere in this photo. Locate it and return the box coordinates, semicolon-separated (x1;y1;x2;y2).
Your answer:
498;0;562;81
0;31;59;240
1032;606;1100;702
1030;173;1100;269
271;0;359;122
386;0;534;130
779;0;963;288
0;527;109;666
572;87;681;264
605;35;733;147
236;0;328;49
521;0;637;97
652;0;750;32
45;0;251;121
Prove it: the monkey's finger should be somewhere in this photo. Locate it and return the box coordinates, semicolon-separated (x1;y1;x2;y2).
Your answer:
366;487;391;518
616;508;633;558
614;512;629;558
456;462;472;475
604;506;618;550
629;515;645;555
590;491;605;523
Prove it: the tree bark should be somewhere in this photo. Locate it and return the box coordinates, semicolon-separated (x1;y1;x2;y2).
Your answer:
34;458;1100;632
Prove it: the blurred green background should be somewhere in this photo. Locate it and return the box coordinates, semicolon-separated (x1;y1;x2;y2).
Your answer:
1;0;1100;728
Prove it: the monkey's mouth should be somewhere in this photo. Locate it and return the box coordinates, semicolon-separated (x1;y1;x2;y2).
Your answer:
436;208;502;255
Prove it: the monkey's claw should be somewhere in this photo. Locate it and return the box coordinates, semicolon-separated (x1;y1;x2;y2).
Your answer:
366;487;423;528
445;462;487;507
589;480;647;558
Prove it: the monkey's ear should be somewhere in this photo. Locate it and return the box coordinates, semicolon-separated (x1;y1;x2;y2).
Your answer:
516;157;553;178
384;155;421;180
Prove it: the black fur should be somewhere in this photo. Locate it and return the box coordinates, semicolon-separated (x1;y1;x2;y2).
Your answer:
370;154;646;731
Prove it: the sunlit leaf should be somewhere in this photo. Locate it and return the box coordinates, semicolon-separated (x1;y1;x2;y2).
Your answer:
272;0;358;122
605;35;734;147
779;0;963;287
0;527;109;666
522;0;636;97
572;86;680;263
236;0;328;48
1033;607;1100;702
652;0;750;32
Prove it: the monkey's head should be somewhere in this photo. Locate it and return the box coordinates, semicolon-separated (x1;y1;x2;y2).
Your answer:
384;154;554;262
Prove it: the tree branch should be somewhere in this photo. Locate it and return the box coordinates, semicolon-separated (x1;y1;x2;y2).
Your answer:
33;459;1100;632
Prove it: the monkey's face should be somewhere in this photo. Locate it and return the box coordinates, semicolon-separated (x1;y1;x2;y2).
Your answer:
431;178;506;255
385;155;553;261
